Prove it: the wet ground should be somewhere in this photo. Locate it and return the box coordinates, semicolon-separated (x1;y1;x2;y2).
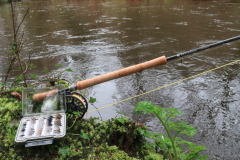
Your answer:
1;0;240;159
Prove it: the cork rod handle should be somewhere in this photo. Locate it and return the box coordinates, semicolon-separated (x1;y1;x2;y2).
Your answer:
77;56;167;90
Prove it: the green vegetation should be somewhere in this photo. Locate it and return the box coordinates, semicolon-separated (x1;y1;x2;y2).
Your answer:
133;101;208;160
0;85;208;159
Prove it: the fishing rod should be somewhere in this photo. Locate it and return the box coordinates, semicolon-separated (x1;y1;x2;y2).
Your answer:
31;35;240;119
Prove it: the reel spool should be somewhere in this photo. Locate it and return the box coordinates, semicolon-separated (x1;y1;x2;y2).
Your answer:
66;92;88;120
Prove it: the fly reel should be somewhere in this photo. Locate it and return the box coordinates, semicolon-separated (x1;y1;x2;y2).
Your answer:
66;92;88;120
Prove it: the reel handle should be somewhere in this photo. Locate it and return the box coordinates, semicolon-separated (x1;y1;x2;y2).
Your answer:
32;56;167;103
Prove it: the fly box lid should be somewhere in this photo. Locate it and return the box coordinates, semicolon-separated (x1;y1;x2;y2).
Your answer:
15;85;67;147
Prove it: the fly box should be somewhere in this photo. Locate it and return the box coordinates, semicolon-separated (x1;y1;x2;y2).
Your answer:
15;85;67;147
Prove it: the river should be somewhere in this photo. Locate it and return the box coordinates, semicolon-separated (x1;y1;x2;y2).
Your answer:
1;0;240;159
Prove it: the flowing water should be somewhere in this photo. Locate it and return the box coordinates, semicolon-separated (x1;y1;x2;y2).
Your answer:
1;0;240;159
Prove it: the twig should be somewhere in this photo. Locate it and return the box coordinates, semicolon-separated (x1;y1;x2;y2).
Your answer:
67;117;77;130
90;103;102;121
17;16;32;42
16;8;29;35
14;60;28;83
114;113;119;118
27;48;34;64
168;150;174;160
2;56;16;88
18;31;25;52
125;122;135;152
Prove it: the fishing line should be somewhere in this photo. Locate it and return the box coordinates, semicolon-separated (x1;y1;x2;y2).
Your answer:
86;59;240;114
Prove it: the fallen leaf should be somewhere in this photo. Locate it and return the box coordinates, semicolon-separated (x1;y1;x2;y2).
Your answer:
11;92;22;100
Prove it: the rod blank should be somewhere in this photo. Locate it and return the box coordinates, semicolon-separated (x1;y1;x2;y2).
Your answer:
167;35;240;61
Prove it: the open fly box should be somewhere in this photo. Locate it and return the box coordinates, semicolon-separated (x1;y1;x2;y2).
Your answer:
15;85;66;147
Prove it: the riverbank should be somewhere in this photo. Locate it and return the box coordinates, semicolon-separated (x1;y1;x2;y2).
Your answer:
0;87;161;160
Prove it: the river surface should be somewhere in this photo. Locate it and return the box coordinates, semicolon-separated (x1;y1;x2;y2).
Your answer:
1;0;240;159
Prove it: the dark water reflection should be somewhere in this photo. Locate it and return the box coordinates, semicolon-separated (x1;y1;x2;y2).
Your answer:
1;0;240;159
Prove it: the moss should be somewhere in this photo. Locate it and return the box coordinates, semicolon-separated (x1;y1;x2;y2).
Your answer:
0;87;165;159
57;80;71;88
144;151;164;160
98;147;139;160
